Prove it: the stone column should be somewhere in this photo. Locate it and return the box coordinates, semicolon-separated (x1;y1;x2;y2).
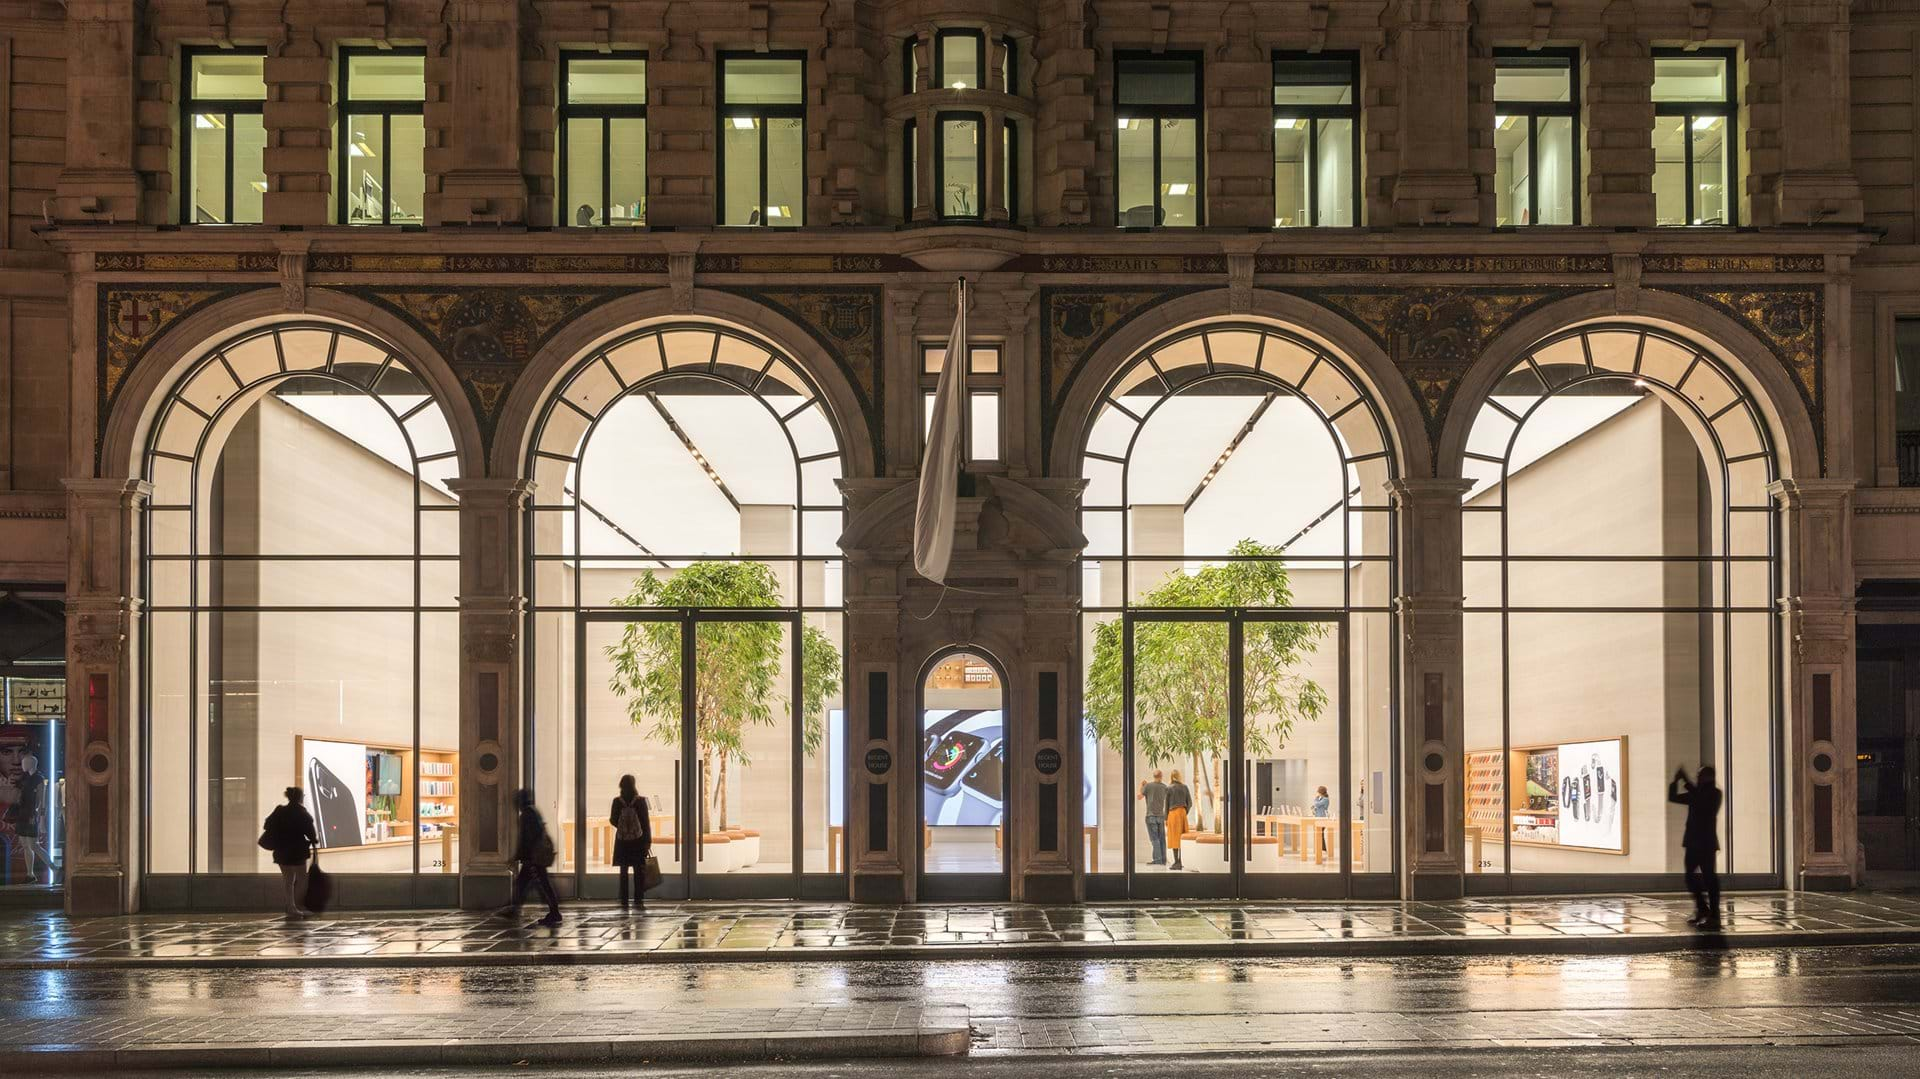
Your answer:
841;481;908;902
262;37;334;226
1585;23;1655;226
62;478;148;916
1204;9;1272;229
822;2;884;225
1032;2;1093;225
1015;583;1079;903
1773;478;1858;890
1766;0;1866;226
54;0;144;223
449;479;531;908
1386;0;1481;226
646;17;714;227
1391;479;1473;899
432;0;528;224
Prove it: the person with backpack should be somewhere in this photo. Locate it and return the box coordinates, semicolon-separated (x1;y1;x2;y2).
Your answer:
610;775;653;911
501;788;562;926
260;787;318;918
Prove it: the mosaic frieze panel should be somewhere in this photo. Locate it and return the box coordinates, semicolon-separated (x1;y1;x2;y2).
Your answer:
1258;254;1611;275
1039;286;1213;464
328;285;624;447
97;284;266;430
715;286;886;473
1654;284;1825;459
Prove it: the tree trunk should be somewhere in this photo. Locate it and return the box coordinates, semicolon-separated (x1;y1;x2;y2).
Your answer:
699;744;714;835
1211;753;1224;835
716;753;730;831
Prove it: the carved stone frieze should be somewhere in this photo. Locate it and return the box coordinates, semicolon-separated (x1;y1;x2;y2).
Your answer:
96;285;266;431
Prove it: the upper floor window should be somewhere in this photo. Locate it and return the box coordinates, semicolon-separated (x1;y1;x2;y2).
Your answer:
1004;118;1019;221
1115;53;1202;228
1652;49;1737;226
938;29;984;90
560;53;646;227
1897;319;1920;486
719;54;804;227
921;344;1003;464
1001;37;1018;94
339;48;426;225
182;49;267;224
937;112;984;219
1272;53;1358;227
1493;49;1579;226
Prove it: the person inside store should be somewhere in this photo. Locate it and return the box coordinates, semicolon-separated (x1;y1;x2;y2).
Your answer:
611;774;652;911
1165;770;1193;871
501;788;563;927
6;754;51;883
1139;769;1169;866
1311;784;1332;858
260;787;318;919
1668;765;1723;931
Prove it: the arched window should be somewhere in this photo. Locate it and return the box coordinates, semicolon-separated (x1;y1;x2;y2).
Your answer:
524;323;846;896
1078;324;1398;898
142;323;461;890
1459;324;1778;885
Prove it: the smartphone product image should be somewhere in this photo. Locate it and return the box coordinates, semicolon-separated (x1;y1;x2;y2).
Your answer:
307;758;364;848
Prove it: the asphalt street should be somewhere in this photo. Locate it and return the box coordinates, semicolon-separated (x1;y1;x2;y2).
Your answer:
10;944;1920;1073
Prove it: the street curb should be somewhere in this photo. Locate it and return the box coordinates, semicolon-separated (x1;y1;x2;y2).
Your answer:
16;1025;973;1071
9;926;1920;970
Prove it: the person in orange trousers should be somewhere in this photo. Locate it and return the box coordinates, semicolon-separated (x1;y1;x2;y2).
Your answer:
1165;769;1194;871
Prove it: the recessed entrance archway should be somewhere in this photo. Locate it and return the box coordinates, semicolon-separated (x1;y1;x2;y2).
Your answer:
916;647;1012;901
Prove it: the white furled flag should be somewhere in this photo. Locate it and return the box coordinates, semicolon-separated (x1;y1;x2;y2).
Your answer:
914;278;968;583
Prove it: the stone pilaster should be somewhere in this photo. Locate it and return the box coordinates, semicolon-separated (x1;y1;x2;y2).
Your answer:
1203;7;1271;229
841;477;907;902
1585;24;1656;226
1386;0;1480;225
262;36;333;226
1773;478;1859;891
449;479;531;908
1765;0;1866;226
822;0;885;225
1392;478;1473;899
1032;1;1093;225
645;13;713;227
432;0;528;224
54;0;144;223
520;37;556;228
1014;553;1081;904
62;478;148;916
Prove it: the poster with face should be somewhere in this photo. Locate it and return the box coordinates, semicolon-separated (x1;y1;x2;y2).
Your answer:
302;739;368;848
1557;738;1624;851
0;723;54;883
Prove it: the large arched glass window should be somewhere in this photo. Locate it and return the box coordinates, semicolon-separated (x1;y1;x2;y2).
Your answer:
1459;324;1778;886
525;323;846;897
142;323;462;893
1078;324;1398;898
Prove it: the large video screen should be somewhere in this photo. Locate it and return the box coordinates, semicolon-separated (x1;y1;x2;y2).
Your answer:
922;709;1004;825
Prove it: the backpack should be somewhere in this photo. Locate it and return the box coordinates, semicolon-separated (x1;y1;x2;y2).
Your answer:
615;797;645;842
258;806;284;851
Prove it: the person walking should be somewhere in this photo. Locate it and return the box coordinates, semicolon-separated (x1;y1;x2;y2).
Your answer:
611;775;652;911
1138;769;1169;866
502;788;562;927
1165;770;1193;871
261;787;318;918
1669;765;1723;930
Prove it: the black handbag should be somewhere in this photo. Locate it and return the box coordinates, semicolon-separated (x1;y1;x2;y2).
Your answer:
303;851;333;914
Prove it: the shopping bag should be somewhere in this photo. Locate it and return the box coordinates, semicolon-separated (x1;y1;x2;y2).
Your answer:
640;854;662;893
303;853;334;914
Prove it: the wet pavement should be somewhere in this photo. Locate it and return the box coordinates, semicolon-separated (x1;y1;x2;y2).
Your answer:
8;891;1920;968
8;943;1920;1066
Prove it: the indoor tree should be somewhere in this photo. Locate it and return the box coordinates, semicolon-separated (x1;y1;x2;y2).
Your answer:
1084;539;1329;833
604;561;841;832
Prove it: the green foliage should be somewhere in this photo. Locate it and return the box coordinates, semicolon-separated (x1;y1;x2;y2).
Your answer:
603;560;842;829
1084;539;1329;828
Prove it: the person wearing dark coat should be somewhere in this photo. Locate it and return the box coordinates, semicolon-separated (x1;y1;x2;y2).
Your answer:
501;788;562;926
262;787;319;918
1669;765;1724;930
610;774;653;911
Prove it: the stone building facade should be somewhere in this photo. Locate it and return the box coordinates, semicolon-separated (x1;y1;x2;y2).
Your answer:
0;0;1914;914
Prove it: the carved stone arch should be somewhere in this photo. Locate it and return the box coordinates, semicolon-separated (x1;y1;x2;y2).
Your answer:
492;287;879;481
100;288;483;482
1434;289;1822;483
841;475;1087;561
1047;287;1434;480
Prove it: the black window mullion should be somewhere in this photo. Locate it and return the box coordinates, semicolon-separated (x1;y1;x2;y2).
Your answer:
1306;118;1319;224
1683;111;1695;224
381;113;393;224
602;115;613;224
1527;114;1539;227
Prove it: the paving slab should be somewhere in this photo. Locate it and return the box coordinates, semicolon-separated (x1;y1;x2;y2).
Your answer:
5;891;1920;970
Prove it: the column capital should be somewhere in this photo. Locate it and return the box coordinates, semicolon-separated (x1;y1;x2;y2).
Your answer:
62;476;151;505
446;477;535;502
1770;477;1858;508
1389;477;1476;503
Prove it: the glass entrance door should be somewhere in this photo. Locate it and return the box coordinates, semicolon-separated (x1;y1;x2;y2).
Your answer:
577;610;804;899
1125;610;1348;898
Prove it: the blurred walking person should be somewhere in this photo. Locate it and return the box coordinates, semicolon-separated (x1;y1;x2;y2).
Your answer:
501;788;562;926
1165;769;1193;871
1669;765;1723;930
260;787;318;918
7;755;51;882
1138;769;1169;866
611;775;652;911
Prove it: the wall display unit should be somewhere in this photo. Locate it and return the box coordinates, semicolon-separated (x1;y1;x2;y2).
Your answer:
295;736;460;861
1463;737;1627;855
